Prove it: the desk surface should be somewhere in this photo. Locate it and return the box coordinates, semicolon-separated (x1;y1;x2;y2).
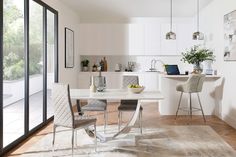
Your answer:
70;89;164;100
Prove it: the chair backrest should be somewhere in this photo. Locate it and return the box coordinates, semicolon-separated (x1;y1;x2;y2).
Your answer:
52;83;74;128
122;75;139;88
186;74;205;93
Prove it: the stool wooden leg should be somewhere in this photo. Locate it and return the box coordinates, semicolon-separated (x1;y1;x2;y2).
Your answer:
175;92;183;120
197;93;206;123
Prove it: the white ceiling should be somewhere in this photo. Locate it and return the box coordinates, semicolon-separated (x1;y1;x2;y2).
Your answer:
60;0;213;22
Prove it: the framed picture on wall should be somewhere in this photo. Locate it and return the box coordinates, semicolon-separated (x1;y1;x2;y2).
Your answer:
224;10;236;61
65;27;74;68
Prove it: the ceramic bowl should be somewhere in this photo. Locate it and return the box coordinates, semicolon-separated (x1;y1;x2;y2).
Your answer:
128;86;145;94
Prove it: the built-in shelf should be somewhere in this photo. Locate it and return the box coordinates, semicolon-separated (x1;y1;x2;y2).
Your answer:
78;71;163;74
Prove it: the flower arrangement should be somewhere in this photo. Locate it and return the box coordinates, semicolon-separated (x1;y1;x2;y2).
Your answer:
181;45;215;73
181;45;215;65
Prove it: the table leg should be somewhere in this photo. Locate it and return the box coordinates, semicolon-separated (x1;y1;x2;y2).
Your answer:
76;99;83;115
84;100;142;142
113;100;141;138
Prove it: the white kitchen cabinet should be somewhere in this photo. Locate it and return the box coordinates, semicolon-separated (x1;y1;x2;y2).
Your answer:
79;19;196;56
144;24;161;55
78;72;159;91
160;23;178;55
78;72;122;89
110;24;129;55
143;73;159;91
128;24;145;55
177;23;195;54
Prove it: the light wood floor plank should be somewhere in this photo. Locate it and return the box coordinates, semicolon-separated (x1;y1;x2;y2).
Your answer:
6;102;236;156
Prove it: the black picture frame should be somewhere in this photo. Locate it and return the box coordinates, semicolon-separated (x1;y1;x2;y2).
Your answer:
224;10;236;61
65;27;74;68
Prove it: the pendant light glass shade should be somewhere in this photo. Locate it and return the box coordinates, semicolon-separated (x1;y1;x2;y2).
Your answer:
166;0;176;40
193;0;204;40
166;31;176;40
192;31;204;40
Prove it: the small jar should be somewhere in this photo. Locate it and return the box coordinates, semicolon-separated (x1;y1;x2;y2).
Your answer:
92;64;97;72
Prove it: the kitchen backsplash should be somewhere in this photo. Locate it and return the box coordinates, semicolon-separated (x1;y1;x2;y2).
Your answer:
80;55;194;73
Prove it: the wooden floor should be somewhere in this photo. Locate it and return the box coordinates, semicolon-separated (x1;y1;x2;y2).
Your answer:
6;102;236;156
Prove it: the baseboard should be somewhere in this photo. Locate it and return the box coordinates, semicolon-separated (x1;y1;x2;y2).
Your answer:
222;114;236;129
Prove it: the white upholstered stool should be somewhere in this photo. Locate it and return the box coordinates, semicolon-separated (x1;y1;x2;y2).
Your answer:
175;74;206;122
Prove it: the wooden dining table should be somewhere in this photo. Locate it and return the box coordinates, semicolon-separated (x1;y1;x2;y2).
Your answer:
70;89;164;142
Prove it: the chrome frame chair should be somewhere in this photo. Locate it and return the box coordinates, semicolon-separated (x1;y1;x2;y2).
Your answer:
81;99;108;132
118;75;143;134
52;83;97;154
81;76;108;133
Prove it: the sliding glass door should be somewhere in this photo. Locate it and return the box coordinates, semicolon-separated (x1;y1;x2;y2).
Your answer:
47;10;56;118
0;0;58;154
29;0;44;130
3;0;25;147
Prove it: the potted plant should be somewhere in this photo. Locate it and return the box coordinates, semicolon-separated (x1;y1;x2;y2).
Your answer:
81;59;89;71
181;45;215;74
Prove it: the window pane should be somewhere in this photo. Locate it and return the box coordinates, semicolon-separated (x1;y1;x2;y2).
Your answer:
29;0;43;130
47;10;55;118
3;0;25;147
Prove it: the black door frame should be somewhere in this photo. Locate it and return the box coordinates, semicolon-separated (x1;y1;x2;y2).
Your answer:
0;0;58;155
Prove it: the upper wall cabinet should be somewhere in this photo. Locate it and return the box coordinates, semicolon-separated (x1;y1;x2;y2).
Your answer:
177;23;195;54
79;19;196;56
144;24;161;55
128;24;145;55
111;24;129;55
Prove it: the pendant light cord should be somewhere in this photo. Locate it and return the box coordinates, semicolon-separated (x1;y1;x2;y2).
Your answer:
197;0;199;31
170;0;173;31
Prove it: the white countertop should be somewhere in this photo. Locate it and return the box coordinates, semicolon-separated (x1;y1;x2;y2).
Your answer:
161;74;221;78
70;89;164;100
78;71;163;74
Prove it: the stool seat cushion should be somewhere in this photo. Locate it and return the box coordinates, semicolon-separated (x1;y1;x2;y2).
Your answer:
176;74;205;93
176;84;187;92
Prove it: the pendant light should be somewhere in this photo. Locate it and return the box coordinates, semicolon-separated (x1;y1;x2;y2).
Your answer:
166;0;176;40
193;0;204;40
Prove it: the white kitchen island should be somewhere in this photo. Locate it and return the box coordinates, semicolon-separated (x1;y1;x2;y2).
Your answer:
159;74;221;115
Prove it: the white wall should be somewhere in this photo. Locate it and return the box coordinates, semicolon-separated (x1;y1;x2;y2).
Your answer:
200;0;236;128
42;0;80;88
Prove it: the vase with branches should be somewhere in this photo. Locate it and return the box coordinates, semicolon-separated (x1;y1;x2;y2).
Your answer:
181;45;215;73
